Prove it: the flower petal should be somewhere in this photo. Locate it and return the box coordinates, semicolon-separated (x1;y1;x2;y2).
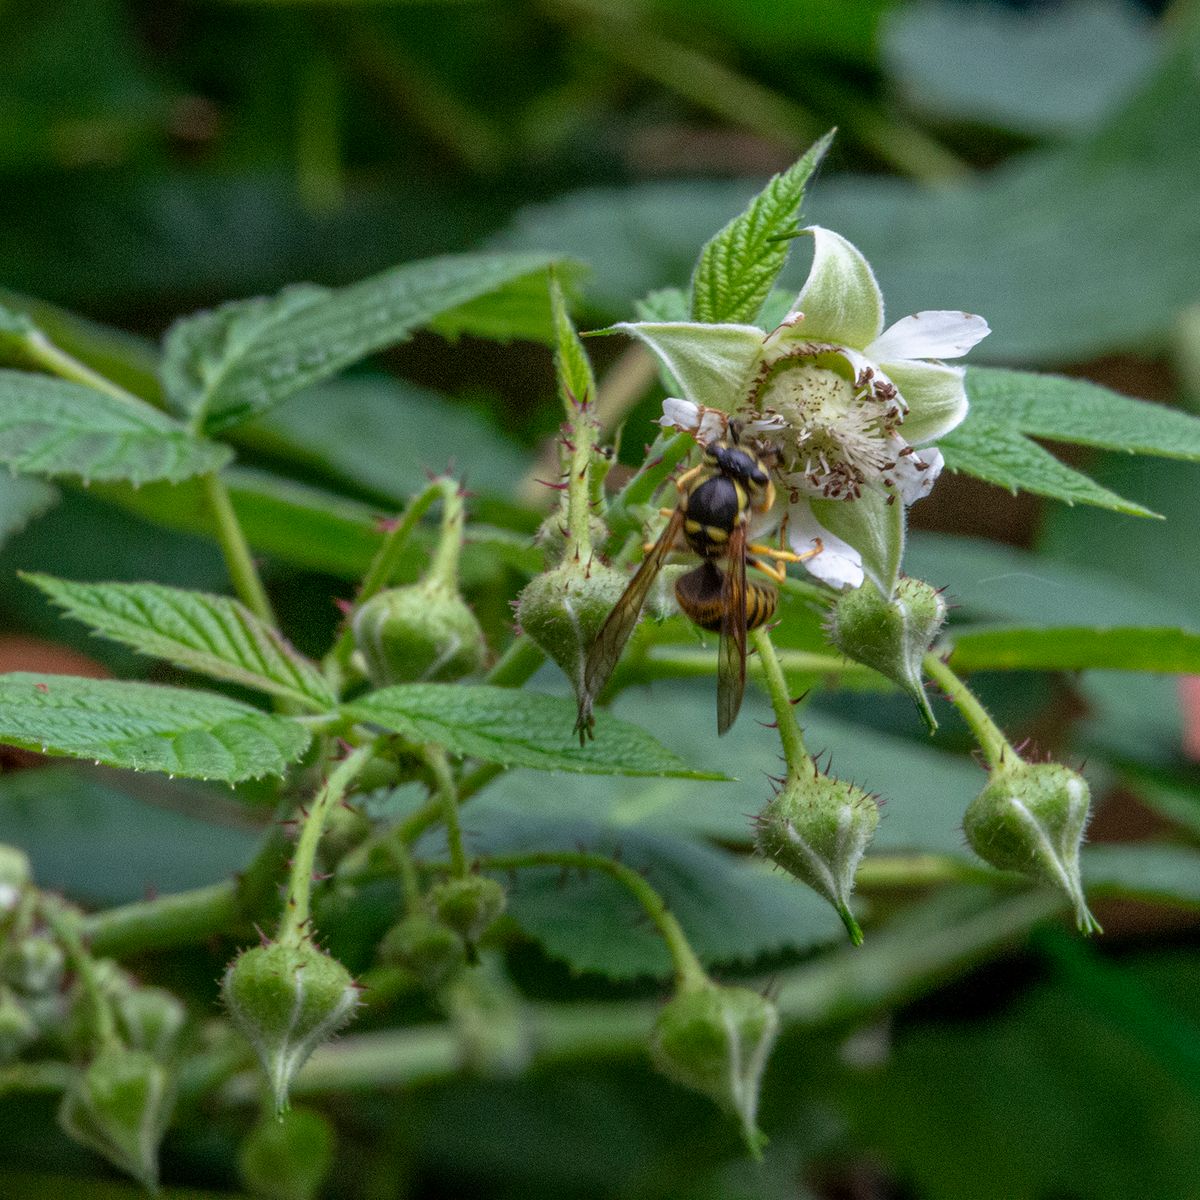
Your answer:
866;311;990;362
885;360;969;444
889;444;944;505
809;488;904;597
610;321;763;412
658;397;729;443
784;227;885;350
787;501;864;591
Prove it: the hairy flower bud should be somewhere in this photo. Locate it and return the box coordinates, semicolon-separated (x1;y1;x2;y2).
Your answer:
222;939;359;1111
429;876;507;944
0;985;37;1064
4;935;65;996
0;844;31;917
238;1105;335;1200
534;512;610;566
115;986;187;1060
828;577;946;731
515;558;628;706
650;983;778;1153
379;911;467;992
964;761;1100;934
755;772;880;945
352;579;487;687
58;1047;175;1190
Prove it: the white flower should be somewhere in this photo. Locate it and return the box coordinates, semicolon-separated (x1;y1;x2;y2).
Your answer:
619;227;989;592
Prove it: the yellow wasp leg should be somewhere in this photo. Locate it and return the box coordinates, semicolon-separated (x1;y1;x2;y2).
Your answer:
748;556;787;584
746;537;825;580
674;463;705;495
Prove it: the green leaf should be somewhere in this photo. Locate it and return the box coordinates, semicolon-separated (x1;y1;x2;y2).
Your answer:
690;132;833;326
345;684;729;778
967;367;1200;462
1082;843;1200;908
0;474;58;549
0;674;309;781
948;626;1200;675
550;274;595;408
161;253;566;434
93;467;539;584
0;370;231;485
22;574;335;710
0;303;39;364
939;417;1156;516
453;813;841;980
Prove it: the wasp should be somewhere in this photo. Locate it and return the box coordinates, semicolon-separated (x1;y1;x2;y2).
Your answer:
575;434;814;739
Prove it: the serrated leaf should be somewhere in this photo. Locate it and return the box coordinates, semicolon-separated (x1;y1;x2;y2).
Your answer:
948;626;1200;675
939;417;1155;516
0;674;309;781
690;132;833;325
22;574;335;710
422;812;841;980
0;474;58;548
161;253;566;434
550;274;595;408
345;684;728;778
1082;843;1200;908
967;367;1200;461
0;370;232;485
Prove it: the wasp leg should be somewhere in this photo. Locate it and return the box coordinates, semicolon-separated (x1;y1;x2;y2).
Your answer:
674;463;705;495
747;556;787;584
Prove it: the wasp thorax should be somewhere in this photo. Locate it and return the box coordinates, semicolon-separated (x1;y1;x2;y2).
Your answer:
748;350;901;501
379;910;467;992
650;983;779;1154
221;939;359;1112
429;875;507;944
515;558;627;703
755;772;880;945
828;577;946;730
964;761;1100;934
58;1046;175;1191
352;578;487;687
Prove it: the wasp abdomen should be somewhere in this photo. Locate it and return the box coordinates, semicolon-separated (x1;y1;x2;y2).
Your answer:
675;562;777;633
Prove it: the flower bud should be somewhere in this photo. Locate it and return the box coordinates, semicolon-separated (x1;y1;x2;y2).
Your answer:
378;911;466;992
827;577;946;732
650;983;778;1154
964;761;1100;934
57;1047;175;1190
114;985;186;1060
3;934;65;996
0;985;37;1064
429;876;507;944
222;939;359;1111
755;772;880;945
352;578;487;687
533;512;610;566
0;843;31;916
238;1105;335;1200
515;558;628;706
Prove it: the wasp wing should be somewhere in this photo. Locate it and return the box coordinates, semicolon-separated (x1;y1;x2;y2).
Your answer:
575;506;685;739
716;521;749;736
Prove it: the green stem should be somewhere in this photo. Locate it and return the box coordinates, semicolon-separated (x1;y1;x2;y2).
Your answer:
751;626;812;777
854;853;1014;890
424;745;468;878
486;636;546;688
279;744;377;943
201;472;277;627
630;647;877;686
21;330;148;407
477;850;709;992
84;881;239;959
426;482;466;591
923;653;1016;771
41;898;118;1049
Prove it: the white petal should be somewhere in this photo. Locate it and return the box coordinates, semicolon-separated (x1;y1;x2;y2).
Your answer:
866;311;990;362
887;360;968;443
610;321;763;412
810;488;904;597
658;397;728;442
889;444;944;504
786;500;864;591
785;227;885;350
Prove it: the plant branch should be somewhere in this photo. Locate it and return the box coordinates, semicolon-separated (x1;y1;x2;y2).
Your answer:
751;626;812;776
923;653;1016;770
201;472;277;627
423;745;468;879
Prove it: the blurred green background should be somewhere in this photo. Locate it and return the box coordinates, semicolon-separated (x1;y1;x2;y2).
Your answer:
3;1;1200;1197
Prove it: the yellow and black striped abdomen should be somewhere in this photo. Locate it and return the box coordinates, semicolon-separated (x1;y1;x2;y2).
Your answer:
675;562;777;633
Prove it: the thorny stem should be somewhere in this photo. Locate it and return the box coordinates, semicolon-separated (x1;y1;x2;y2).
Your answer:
475;850;709;992
424;745;468;878
201;472;277;627
279;744;377;944
751;626;812;777
326;476;462;683
41;898;118;1050
922;653;1016;771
